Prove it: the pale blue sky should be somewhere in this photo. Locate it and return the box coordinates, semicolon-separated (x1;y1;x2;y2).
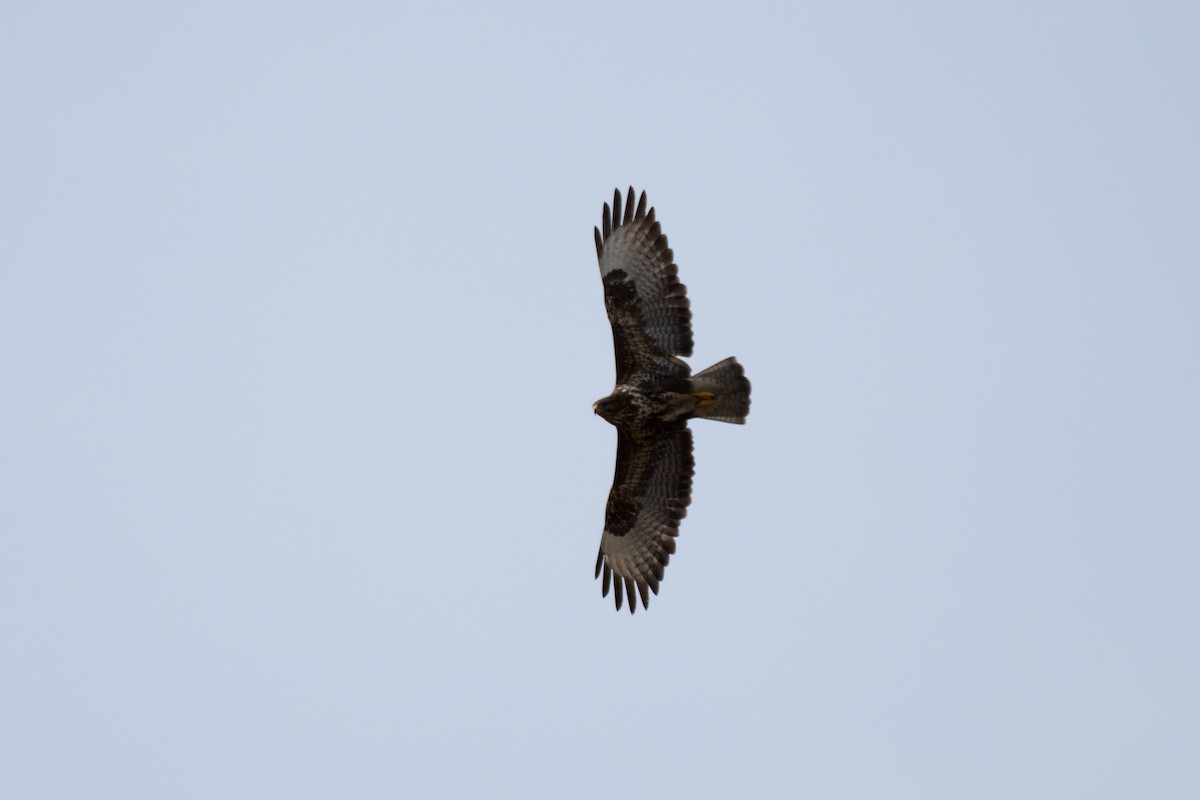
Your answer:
3;2;1198;798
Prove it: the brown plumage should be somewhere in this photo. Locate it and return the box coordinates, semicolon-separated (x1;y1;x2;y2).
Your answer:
592;188;751;613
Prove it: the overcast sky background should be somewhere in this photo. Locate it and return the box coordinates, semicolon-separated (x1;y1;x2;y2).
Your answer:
3;2;1198;798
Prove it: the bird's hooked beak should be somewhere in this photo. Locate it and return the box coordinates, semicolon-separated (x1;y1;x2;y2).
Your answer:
592;402;599;415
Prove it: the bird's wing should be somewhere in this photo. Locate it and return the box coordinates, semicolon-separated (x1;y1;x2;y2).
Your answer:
594;187;693;383
595;424;694;613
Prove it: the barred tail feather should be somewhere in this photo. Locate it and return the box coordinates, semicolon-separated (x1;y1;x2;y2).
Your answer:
691;357;751;424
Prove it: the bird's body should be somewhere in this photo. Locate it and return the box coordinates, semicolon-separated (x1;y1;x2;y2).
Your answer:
591;187;750;613
593;385;696;428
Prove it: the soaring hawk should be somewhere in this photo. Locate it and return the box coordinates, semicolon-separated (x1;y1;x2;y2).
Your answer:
592;187;751;613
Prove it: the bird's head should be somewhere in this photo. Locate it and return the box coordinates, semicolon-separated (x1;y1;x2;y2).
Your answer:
593;392;633;425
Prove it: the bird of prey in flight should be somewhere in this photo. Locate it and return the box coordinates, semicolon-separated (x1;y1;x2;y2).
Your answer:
592;187;750;613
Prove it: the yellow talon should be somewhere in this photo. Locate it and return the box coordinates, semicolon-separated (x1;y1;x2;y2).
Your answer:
692;391;716;408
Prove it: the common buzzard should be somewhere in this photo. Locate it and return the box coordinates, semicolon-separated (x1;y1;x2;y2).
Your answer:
592;187;751;613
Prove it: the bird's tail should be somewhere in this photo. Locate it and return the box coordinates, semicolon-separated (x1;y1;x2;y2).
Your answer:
690;357;751;424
